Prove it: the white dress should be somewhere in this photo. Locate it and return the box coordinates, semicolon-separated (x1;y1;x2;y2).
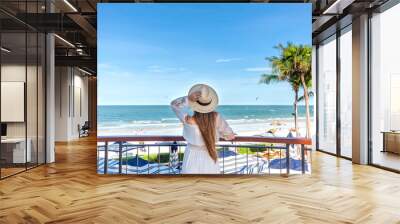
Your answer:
171;96;234;174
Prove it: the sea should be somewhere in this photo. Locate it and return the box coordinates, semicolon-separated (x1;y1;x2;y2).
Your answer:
98;105;313;136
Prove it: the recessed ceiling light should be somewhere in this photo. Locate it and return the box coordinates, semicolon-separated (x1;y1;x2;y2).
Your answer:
54;34;75;48
78;67;92;76
63;0;78;12
1;47;11;53
322;0;354;15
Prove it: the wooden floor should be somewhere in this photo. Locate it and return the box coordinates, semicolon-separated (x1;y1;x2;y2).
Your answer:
0;167;26;178
1;137;400;224
372;150;400;171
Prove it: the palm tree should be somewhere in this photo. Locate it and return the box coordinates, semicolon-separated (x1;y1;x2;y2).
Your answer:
259;44;302;136
260;43;312;138
285;44;312;138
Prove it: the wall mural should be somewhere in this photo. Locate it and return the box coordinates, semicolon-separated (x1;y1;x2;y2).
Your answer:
97;3;312;175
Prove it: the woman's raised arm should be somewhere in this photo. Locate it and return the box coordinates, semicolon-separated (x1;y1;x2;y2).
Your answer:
170;96;189;123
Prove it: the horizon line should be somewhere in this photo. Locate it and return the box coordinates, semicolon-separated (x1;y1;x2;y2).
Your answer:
98;104;315;106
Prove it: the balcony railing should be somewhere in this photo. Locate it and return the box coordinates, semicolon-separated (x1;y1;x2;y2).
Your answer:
97;136;312;175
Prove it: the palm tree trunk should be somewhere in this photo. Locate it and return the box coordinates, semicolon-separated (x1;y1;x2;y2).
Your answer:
300;74;311;138
294;89;299;137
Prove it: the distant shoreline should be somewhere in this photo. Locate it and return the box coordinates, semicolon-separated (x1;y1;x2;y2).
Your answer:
98;104;314;106
98;117;313;137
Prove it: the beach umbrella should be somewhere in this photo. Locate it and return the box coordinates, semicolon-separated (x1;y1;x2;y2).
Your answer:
121;155;148;167
268;157;308;172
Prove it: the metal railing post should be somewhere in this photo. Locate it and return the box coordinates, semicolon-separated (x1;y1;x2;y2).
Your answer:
234;145;237;173
158;146;160;174
136;146;139;175
286;144;290;175
301;144;305;174
104;141;108;174
118;142;123;174
268;147;271;175
148;146;150;175
246;147;249;174
222;146;225;174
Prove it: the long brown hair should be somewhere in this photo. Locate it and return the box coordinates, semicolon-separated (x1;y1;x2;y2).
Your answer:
192;111;218;162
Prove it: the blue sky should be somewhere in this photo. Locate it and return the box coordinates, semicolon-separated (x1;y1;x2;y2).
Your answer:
98;3;311;105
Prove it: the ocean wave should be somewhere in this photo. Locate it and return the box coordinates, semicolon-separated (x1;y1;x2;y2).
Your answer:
99;122;182;129
132;120;162;124
161;118;180;123
225;117;295;124
98;117;303;129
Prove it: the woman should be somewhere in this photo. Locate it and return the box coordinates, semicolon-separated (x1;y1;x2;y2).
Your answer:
171;84;235;174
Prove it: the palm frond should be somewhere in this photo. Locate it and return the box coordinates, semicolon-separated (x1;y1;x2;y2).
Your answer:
259;74;281;84
260;43;312;93
297;91;314;102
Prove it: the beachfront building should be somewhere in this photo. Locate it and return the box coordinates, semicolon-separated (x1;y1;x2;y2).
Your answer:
0;0;399;223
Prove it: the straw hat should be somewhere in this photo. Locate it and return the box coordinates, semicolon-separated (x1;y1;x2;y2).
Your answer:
188;84;219;113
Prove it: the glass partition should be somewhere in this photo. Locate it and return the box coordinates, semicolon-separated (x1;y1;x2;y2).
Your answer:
0;1;46;179
370;3;400;171
317;35;337;154
1;30;28;177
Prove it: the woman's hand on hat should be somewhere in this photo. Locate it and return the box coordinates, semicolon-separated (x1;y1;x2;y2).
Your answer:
189;91;201;102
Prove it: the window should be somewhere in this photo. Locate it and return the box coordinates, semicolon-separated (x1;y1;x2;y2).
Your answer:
370;3;400;171
339;26;352;158
317;35;337;154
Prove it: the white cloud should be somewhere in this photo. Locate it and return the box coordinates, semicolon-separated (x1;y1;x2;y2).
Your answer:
98;63;112;69
215;58;242;63
244;67;271;72
147;65;187;73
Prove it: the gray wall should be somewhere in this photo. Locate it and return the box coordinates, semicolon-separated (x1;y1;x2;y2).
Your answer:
54;67;89;141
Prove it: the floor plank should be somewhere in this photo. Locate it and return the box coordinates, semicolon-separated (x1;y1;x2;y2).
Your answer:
0;136;399;224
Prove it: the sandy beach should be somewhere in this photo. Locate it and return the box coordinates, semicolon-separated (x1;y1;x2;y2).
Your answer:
98;117;312;138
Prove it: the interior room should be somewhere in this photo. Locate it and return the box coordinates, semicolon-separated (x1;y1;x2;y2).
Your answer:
0;0;96;179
